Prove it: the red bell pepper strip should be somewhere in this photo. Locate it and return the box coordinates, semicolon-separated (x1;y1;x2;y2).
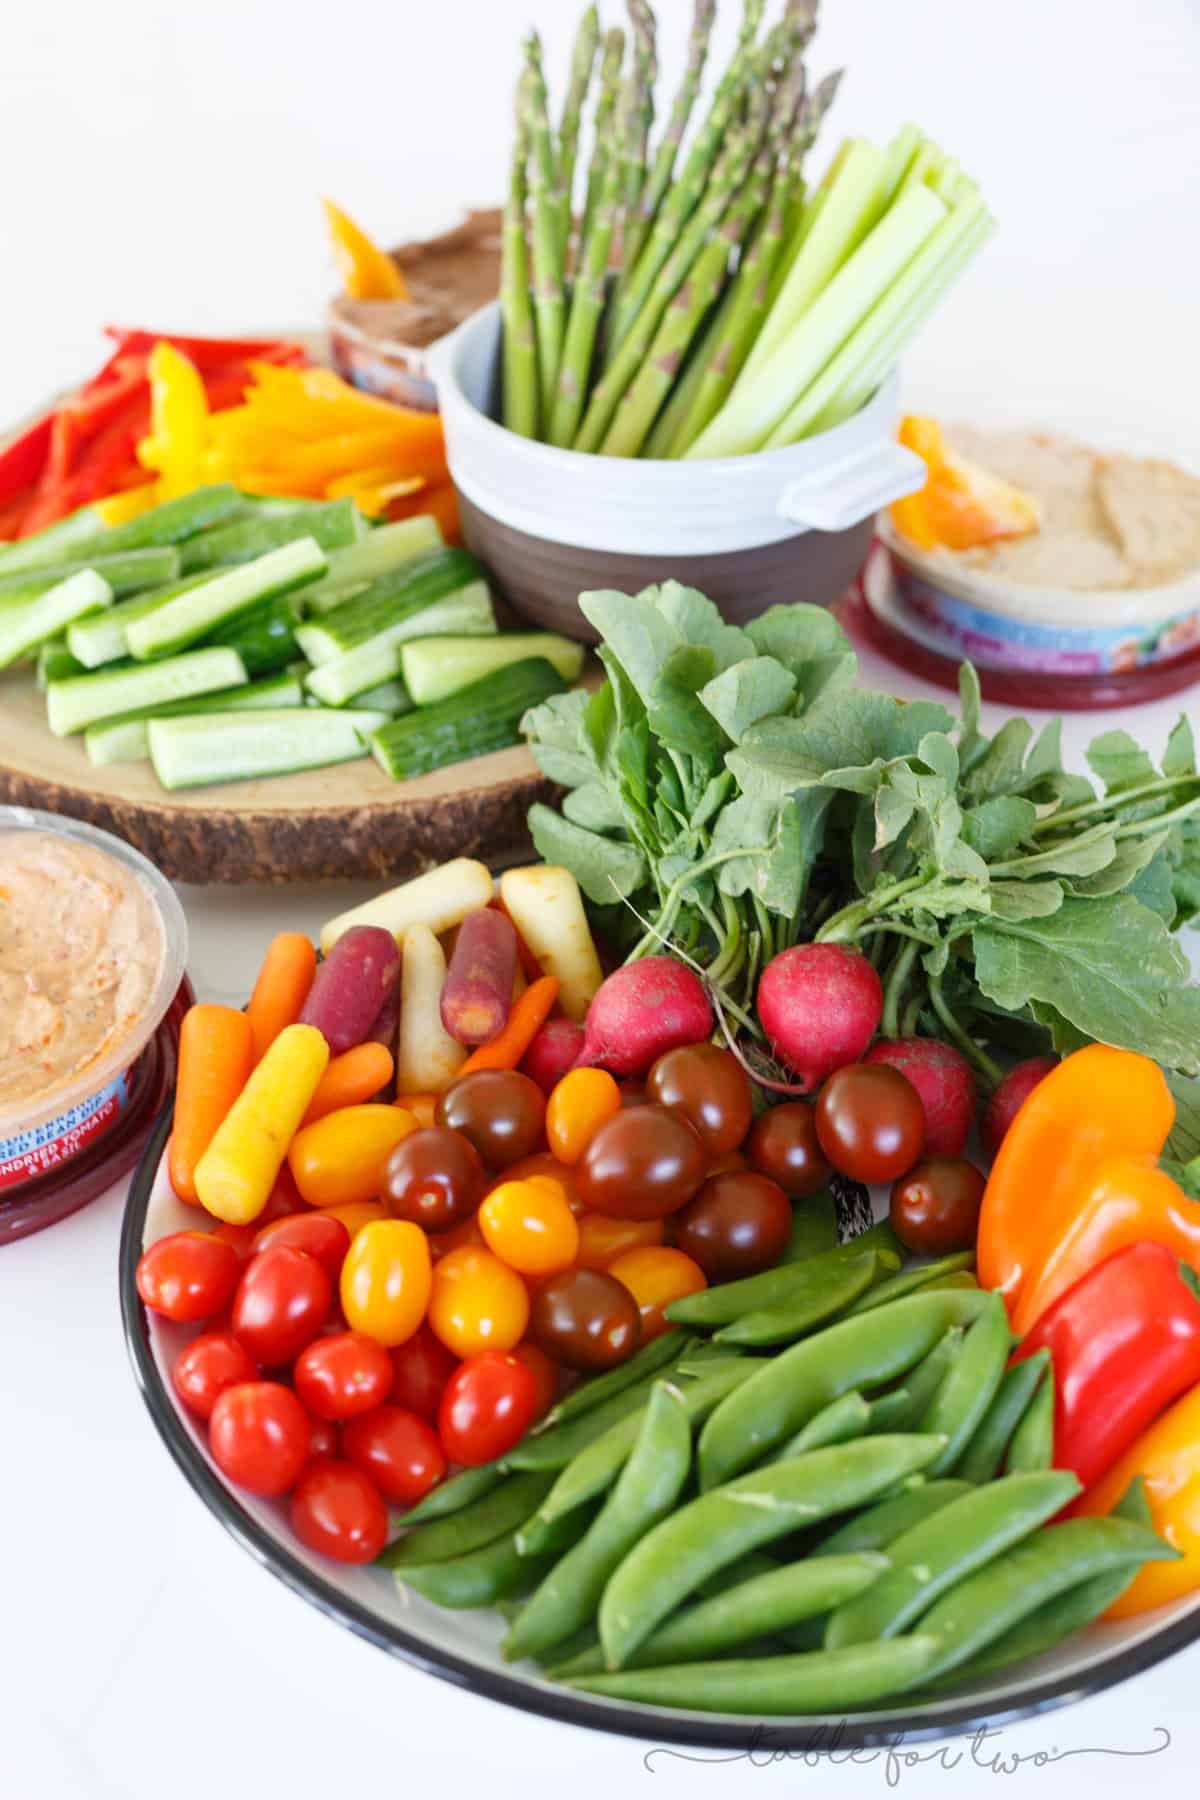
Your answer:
100;328;308;371
1012;1239;1200;1490
62;391;153;507
0;490;34;540
0;414;53;503
63;355;150;437
17;411;83;536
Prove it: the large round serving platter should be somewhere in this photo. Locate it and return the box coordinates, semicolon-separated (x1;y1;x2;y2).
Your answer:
119;1103;1200;1747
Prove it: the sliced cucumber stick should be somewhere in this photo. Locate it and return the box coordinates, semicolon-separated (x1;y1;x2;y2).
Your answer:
67;574;212;668
148;706;387;790
37;640;89;688
0;570;113;670
0;545;179;603
401;633;584;705
303;585;495;706
85;672;305;765
349;677;413;715
302;515;444;614
46;647;248;736
369;657;567;781
179;498;364;574
0;506;106;574
126;537;327;660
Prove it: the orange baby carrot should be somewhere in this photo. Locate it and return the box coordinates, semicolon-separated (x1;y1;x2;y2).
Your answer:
457;977;559;1075
168;1004;255;1204
246;931;317;1064
301;1041;395;1125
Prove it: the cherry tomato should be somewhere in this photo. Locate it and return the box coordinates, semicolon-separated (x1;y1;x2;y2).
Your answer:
210;1221;260;1260
253;1213;351;1282
290;1458;388;1563
341;1405;446;1505
209;1381;310;1496
172;1330;258;1419
428;1245;529;1356
340;1220;432;1348
529;1267;641;1371
258;1167;306;1223
288;1104;417;1208
576;1105;707;1221
427;1214;486;1262
437;1070;546;1169
293;1330;395;1421
511;1340;559;1420
646;1044;753;1156
382;1126;486;1233
438;1350;538;1466
501;1152;582;1215
314;1200;387;1238
307;1415;339;1461
576;1212;665;1270
608;1245;707;1340
815;1064;926;1183
546;1068;622;1165
389;1323;458;1421
672;1170;792;1282
231;1245;332;1366
137;1232;242;1323
746;1101;831;1199
890;1157;987;1255
478;1177;580;1276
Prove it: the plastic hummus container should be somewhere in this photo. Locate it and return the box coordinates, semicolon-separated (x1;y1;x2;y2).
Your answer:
0;808;187;1205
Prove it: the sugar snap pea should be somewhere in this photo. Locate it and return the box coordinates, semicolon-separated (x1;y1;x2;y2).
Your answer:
698;1288;989;1491
1005;1363;1055;1473
537;1330;693;1430
504;1383;693;1663
846;1252;976;1314
381;1469;555;1568
922;1271;979;1293
599;1434;946;1668
666;1237;894;1330
395;1459;505;1526
763;1391;872;1466
778;1190;839;1262
847;1218;907;1262
919;1292;1010;1475
867;1388;916;1433
811;1479;973;1558
915;1516;1179;1683
398;1531;560;1609
823;1470;1081;1648
505;1370;666;1470
565;1634;944;1714
956;1350;1050;1484
714;1251;896;1347
874;1329;964;1433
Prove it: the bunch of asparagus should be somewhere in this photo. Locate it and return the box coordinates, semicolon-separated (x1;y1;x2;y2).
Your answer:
499;0;993;461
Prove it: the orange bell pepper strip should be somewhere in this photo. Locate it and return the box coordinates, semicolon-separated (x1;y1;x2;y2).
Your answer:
1073;1385;1200;1617
322;198;409;302
977;1044;1175;1310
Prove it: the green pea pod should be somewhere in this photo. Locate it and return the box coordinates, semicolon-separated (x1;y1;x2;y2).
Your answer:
505;1369;666;1470
867;1388;916;1433
715;1251;894;1347
823;1470;1081;1649
811;1478;973;1558
599;1433;946;1668
778;1191;840;1262
521;1360;763;1553
848;1219;908;1262
1005;1363;1055;1473
875;1329;964;1433
923;1271;979;1293
667;1237;892;1330
565;1634;944;1714
956;1350;1051;1484
398;1532;560;1609
380;1470;555;1569
393;1460;505;1527
503;1382;693;1663
919;1292;1011;1475
764;1392;873;1466
915;1516;1180;1684
698;1287;989;1491
536;1330;693;1430
846;1252;976;1315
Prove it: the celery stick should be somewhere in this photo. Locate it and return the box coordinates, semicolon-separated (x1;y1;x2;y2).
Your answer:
878;124;924;208
688;184;948;459
895;140;944;200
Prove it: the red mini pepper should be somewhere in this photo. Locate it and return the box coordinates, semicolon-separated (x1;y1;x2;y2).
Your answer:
1012;1239;1200;1490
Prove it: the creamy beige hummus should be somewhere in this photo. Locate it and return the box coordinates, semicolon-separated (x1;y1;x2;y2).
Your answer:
947;426;1200;591
0;830;165;1109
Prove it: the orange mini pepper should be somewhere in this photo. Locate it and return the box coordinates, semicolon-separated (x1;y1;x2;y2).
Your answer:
1074;1386;1200;1618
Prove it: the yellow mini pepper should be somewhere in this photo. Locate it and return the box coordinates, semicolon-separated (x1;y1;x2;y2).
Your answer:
1075;1386;1200;1618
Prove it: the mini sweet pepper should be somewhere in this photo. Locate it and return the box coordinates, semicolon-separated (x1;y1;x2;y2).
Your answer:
1074;1385;1200;1617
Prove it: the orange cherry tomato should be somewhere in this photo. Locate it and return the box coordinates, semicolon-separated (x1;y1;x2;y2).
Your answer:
396;1093;438;1129
316;1200;388;1239
478;1178;580;1277
575;1212;665;1270
428;1214;485;1262
607;1244;707;1341
428;1245;529;1357
511;1340;559;1420
501;1152;583;1215
288;1105;418;1208
546;1068;622;1166
340;1219;432;1348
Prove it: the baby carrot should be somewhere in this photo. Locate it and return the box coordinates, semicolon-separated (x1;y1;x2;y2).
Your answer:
168;1004;255;1205
302;1041;394;1125
194;1023;329;1224
246;932;317;1064
457;977;560;1075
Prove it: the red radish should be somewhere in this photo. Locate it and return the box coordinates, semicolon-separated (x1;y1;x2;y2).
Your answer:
865;1038;976;1156
575;956;713;1078
301;925;401;1055
756;944;882;1091
440;909;518;1045
520;1016;587;1094
981;1057;1058;1160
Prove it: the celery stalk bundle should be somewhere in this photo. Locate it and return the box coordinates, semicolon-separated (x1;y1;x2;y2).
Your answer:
498;0;993;461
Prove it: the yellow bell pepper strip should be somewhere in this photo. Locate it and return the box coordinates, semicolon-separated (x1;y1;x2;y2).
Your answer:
194;1022;329;1224
1073;1385;1200;1617
977;1045;1176;1311
322;198;409;302
137;343;209;498
95;483;161;526
325;467;426;502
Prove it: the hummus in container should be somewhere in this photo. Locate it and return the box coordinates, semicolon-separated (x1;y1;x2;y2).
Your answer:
0;809;187;1193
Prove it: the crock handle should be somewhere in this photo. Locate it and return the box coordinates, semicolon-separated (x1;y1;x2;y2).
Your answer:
777;439;926;533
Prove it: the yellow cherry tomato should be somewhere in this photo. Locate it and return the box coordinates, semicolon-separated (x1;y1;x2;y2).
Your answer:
478;1178;580;1276
608;1245;707;1341
546;1068;622;1165
575;1212;665;1270
288;1104;417;1207
428;1245;529;1356
340;1219;431;1347
315;1199;388;1238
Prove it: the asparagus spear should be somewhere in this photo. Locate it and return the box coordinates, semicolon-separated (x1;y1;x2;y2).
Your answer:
617;0;657;235
501;82;539;438
549;83;629;447
580;27;626;256
523;32;567;420
556;5;600;265
641;288;729;457
622;0;716;279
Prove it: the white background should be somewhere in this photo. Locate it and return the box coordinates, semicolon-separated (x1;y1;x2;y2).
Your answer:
3;1;1200;1796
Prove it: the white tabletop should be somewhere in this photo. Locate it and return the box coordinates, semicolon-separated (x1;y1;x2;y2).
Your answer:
4;0;1200;1792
